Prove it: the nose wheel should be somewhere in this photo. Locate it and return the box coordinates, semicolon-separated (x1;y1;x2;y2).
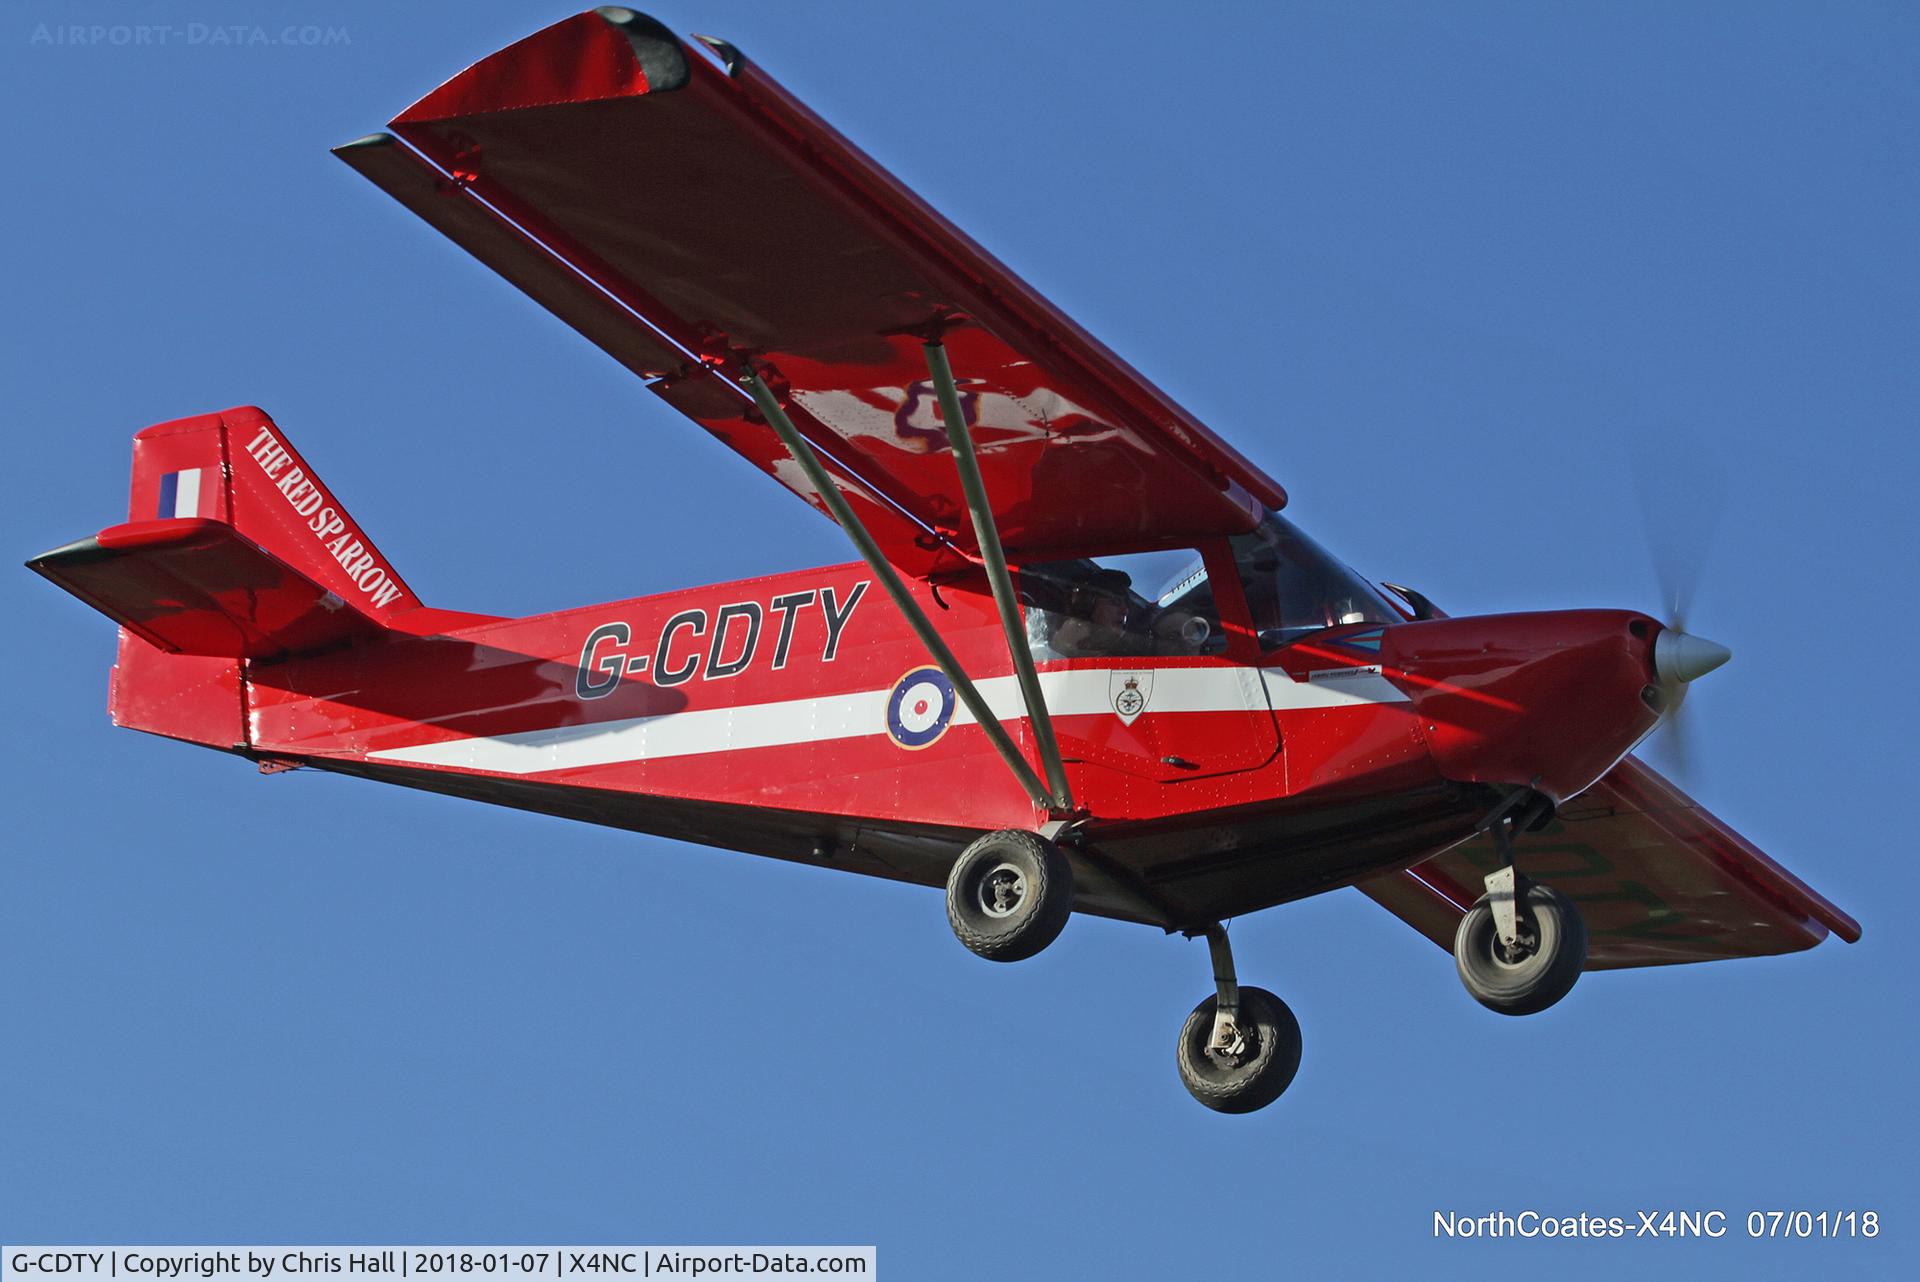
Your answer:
1455;879;1587;1014
1452;792;1588;1015
1174;925;1302;1113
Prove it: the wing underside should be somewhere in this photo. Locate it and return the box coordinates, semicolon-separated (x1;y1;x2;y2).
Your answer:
1357;755;1861;969
336;8;1283;575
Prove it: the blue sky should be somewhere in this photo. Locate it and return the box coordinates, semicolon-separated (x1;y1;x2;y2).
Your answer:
3;2;1915;1276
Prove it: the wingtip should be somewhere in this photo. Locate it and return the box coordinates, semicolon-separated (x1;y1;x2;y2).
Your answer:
592;7;689;93
333;132;397;156
692;33;744;76
26;535;107;572
395;8;689;123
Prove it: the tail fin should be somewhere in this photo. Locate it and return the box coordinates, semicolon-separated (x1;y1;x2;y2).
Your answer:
130;406;420;619
30;406;418;662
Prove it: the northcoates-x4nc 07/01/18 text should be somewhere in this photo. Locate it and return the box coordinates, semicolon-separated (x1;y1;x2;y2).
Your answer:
1434;1210;1881;1239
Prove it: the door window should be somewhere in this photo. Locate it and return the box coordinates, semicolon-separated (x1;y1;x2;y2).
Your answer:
1021;548;1225;662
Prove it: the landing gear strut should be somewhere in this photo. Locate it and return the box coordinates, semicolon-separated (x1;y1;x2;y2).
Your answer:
1453;792;1588;1015
1174;925;1301;1113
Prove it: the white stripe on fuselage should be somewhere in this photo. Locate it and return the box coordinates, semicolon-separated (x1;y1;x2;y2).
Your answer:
364;666;1408;775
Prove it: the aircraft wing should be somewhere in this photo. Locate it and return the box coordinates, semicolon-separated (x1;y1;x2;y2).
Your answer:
336;8;1282;577
1356;756;1861;969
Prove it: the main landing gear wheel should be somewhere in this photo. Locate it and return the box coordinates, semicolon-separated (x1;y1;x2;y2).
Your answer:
1174;925;1301;1114
1454;880;1587;1016
1176;987;1302;1114
945;829;1074;962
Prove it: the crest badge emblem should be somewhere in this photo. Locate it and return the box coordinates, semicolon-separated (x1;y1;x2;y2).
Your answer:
1110;670;1153;725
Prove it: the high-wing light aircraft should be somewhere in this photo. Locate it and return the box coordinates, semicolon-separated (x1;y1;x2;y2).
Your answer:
30;9;1858;1112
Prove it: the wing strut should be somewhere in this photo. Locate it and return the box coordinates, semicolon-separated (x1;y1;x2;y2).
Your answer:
924;342;1073;812
740;369;1060;815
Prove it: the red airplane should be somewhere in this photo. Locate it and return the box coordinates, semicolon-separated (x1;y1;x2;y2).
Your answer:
30;9;1858;1113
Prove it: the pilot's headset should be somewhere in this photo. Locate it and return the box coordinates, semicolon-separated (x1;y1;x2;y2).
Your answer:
1071;569;1133;620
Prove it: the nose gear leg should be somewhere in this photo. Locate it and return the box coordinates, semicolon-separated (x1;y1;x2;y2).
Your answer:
1203;924;1245;1060
1476;789;1552;950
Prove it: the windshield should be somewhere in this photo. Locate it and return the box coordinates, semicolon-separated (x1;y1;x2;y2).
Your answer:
1231;511;1399;648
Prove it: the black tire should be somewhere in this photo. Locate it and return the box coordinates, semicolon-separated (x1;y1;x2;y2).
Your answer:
944;830;1074;962
1175;986;1302;1114
1454;881;1588;1016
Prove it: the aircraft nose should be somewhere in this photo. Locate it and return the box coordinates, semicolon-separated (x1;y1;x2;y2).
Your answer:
1654;630;1732;684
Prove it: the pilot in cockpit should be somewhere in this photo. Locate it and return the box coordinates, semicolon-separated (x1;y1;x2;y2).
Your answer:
1048;568;1137;659
1047;567;1211;659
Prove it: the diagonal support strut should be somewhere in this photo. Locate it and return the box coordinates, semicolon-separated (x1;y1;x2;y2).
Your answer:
739;368;1058;813
922;342;1074;813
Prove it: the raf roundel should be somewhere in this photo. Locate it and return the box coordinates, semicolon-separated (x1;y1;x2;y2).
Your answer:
886;666;957;750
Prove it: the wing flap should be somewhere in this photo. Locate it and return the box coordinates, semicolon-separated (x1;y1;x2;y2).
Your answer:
1357;756;1860;969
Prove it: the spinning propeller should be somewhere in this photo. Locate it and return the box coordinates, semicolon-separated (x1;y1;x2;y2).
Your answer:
1633;438;1733;776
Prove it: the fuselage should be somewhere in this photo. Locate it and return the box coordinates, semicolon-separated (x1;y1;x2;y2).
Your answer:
151;530;1665;930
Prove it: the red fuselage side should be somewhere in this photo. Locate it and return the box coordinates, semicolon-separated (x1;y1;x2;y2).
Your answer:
219;537;1662;929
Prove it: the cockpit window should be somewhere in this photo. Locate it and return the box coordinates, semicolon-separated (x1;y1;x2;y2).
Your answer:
1232;511;1398;649
1021;547;1225;662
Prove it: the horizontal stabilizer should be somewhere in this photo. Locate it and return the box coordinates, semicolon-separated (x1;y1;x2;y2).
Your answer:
29;519;385;659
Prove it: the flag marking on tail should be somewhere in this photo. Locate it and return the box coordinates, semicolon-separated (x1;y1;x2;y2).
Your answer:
157;468;203;519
